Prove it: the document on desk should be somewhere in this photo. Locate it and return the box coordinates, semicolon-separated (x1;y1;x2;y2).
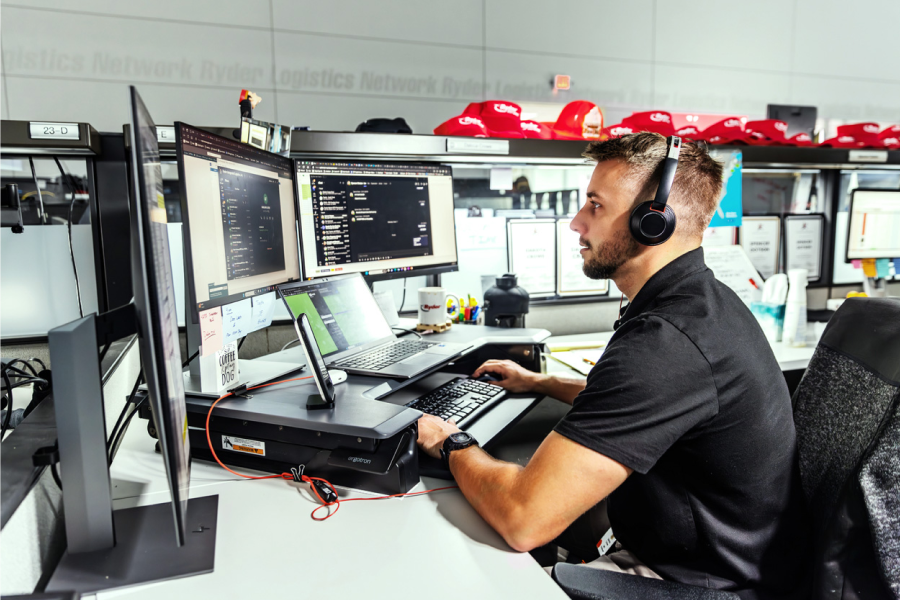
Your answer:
550;349;605;376
222;298;253;345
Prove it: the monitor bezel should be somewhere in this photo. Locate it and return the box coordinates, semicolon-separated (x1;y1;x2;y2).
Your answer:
292;157;459;283
846;188;900;262
175;122;301;324
127;87;191;546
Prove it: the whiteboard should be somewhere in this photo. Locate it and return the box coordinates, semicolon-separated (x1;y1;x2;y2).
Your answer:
703;245;764;306
556;219;609;296
507;219;557;297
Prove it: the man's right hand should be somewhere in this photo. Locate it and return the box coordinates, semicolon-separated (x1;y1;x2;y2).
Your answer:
471;359;542;393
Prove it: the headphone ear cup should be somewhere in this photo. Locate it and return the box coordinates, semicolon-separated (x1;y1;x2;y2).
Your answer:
629;202;677;246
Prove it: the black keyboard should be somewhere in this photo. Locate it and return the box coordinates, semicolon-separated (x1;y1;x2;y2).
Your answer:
406;377;506;429
337;339;435;371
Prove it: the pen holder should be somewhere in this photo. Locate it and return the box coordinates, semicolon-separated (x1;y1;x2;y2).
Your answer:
750;302;786;343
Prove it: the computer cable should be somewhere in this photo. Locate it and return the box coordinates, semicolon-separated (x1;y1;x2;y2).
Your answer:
27;157;47;225
6;358;39;377
54;157;84;318
281;339;300;352
1;369;13;438
392;327;423;339
50;462;63;490
203;377;458;522
399;277;408;313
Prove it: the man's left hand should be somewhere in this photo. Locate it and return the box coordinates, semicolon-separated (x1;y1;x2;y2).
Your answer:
416;414;461;459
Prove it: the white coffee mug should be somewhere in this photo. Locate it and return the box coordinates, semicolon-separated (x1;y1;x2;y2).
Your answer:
418;287;458;326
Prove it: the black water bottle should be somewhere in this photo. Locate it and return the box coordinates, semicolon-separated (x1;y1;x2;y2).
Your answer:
484;274;529;328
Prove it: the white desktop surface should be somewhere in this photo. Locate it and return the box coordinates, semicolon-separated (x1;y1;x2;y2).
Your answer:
96;344;566;600
546;331;817;373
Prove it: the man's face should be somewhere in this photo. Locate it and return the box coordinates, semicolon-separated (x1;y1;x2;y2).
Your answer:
570;160;641;280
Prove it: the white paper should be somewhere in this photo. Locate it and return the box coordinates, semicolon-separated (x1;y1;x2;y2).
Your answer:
740;216;781;279
550;349;605;376
250;292;277;331
199;307;223;357
489;168;513;191
508;219;556;296
703;245;764;306
785;216;823;280
221;297;253;344
556;219;608;296
701;226;736;247
441;216;509;300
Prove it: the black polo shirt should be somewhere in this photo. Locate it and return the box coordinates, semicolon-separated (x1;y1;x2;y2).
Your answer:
554;248;808;600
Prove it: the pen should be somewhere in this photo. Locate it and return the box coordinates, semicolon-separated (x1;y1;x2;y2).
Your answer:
583;358;596;366
748;278;760;290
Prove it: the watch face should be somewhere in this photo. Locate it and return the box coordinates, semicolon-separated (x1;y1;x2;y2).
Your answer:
450;432;471;444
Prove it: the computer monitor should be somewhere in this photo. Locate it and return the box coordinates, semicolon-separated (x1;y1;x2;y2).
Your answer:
846;189;900;261
128;87;192;544
295;159;458;281
176;123;301;320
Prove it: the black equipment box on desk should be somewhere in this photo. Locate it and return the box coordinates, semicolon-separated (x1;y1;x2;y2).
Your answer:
138;377;421;496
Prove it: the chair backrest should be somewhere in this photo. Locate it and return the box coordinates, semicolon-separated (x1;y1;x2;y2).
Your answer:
792;297;900;600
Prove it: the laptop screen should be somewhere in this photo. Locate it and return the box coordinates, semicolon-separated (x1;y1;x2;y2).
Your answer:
277;274;393;360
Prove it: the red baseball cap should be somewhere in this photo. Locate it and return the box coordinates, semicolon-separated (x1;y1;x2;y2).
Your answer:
878;125;900;149
520;120;554;139
818;134;863;148
698;117;745;144
479;100;524;138
743;120;789;145
552;101;604;140
621;111;675;136
433;115;489;137
837;123;881;147
598;123;638;140
675;125;701;138
788;132;814;146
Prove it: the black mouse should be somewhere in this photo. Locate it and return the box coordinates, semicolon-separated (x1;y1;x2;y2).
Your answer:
474;373;502;383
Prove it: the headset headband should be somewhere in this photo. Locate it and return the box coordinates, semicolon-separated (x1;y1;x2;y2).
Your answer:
650;136;681;212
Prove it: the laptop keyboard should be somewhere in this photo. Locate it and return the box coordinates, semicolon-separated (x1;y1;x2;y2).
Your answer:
336;339;436;371
405;377;506;429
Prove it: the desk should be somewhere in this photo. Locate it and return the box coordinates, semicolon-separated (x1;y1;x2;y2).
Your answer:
97;326;567;600
545;331;818;373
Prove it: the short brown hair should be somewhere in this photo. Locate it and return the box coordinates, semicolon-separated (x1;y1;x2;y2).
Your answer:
583;133;724;240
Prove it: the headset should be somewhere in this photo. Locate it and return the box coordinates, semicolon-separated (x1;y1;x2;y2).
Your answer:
629;135;681;246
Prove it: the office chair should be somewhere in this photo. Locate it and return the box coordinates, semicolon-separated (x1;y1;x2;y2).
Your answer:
552;297;900;600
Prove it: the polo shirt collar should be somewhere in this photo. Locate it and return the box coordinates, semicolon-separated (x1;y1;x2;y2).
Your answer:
614;247;708;330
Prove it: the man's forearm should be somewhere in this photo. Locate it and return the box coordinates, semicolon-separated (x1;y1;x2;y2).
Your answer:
532;373;586;405
449;446;547;551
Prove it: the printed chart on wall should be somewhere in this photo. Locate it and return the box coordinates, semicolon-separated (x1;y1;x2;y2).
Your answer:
784;214;824;282
556;219;608;296
740;216;781;280
708;150;743;228
507;219;556;297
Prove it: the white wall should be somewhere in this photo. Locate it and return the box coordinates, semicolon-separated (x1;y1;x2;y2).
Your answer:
2;0;899;133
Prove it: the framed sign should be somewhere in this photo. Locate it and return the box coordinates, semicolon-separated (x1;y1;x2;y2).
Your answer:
783;214;824;282
507;219;556;297
556;219;609;296
739;215;781;280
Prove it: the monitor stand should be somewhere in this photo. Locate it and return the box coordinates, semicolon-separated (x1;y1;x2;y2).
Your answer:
47;496;218;595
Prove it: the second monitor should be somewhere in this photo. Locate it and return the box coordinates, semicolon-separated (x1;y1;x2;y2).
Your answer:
296;160;458;281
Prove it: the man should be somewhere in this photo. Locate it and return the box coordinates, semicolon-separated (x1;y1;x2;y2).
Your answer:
417;133;808;599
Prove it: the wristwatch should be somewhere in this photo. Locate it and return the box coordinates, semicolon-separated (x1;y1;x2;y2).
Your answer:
440;432;479;470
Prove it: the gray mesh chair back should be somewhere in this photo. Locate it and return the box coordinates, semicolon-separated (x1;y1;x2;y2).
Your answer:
792;297;900;600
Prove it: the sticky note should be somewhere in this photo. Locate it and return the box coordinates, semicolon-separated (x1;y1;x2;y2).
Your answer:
875;258;890;279
222;298;253;344
861;258;877;277
250;292;277;330
851;259;862;269
199;307;223;356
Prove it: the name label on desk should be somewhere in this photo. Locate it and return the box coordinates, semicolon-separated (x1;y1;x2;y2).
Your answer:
29;122;80;140
222;435;266;456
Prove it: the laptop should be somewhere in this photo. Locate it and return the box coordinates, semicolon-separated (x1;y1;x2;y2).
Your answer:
276;273;471;379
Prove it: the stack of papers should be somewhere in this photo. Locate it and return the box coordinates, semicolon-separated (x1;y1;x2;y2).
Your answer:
548;342;606;376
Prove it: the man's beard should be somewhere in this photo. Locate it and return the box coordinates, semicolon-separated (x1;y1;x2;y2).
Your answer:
580;229;640;280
